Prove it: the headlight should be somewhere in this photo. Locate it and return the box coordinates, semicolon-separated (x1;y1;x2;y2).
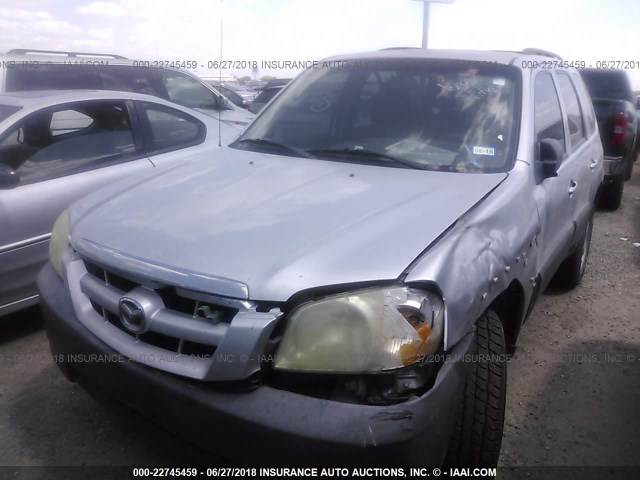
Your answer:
49;210;70;277
274;286;444;373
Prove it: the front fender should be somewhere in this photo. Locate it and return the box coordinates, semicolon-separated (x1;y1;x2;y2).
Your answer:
403;170;540;350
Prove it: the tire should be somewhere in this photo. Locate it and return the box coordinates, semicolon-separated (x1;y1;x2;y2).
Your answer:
598;174;624;210
624;154;634;181
444;310;506;468
551;215;593;290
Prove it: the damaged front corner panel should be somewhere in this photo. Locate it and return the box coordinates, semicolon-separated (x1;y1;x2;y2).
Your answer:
404;167;540;351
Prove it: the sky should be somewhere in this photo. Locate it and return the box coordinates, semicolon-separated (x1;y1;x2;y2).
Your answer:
1;0;640;88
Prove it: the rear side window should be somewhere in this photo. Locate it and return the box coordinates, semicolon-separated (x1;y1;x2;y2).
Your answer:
158;71;219;110
556;73;586;149
6;64;102;90
139;102;205;152
573;76;597;137
534;72;565;155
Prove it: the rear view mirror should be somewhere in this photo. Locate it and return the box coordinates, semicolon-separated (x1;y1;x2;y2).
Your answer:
0;164;20;189
539;138;563;178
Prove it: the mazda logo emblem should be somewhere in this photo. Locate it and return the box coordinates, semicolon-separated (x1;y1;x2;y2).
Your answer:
119;297;145;333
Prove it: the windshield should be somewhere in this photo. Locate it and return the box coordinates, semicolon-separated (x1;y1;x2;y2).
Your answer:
233;59;520;173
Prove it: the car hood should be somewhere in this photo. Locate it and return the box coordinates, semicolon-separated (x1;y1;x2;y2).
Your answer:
70;150;507;301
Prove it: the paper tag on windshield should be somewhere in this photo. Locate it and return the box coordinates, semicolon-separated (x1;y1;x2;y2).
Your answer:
473;146;495;156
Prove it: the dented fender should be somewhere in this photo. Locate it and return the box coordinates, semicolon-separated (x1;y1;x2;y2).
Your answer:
404;162;540;351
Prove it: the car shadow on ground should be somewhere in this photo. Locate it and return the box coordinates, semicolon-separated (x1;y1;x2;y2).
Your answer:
5;346;229;474
0;306;42;346
7;362;229;463
503;339;640;478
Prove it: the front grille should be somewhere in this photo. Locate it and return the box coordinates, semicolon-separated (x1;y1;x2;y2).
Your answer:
82;259;236;357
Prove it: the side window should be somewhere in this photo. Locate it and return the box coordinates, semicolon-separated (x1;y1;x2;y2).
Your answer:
50;110;93;136
573;76;597;137
158;71;219;110
0;101;137;185
255;87;280;104
5;64;101;91
534;72;566;157
98;66;163;97
219;86;243;106
140;102;205;152
556;73;586;149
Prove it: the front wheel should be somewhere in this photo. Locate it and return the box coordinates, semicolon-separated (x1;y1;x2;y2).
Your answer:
444;310;506;468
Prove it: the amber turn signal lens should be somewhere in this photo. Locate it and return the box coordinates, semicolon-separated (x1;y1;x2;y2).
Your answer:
399;323;432;366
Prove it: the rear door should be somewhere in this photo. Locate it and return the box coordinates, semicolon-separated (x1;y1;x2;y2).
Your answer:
564;73;602;224
573;73;605;203
0;100;152;315
532;71;575;283
554;71;592;237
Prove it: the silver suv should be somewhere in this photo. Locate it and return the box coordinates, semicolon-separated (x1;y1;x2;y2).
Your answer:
40;48;603;466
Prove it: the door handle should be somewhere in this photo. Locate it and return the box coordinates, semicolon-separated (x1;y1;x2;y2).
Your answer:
568;180;578;195
589;158;598;170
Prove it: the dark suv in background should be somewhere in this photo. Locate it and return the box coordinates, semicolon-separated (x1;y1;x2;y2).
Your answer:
580;68;637;209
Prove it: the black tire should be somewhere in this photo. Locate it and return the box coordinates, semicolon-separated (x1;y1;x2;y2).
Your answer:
624;154;634;181
551;215;593;290
598;174;624;210
444;310;506;468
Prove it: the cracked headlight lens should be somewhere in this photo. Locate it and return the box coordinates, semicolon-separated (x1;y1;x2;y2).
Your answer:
49;209;70;277
274;286;444;373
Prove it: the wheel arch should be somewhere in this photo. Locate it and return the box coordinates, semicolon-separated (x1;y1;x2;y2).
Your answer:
486;279;526;352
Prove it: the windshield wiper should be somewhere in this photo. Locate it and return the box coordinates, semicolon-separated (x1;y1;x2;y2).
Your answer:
307;148;425;170
235;138;316;159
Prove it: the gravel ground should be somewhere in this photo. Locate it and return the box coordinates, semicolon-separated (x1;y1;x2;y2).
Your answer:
1;165;639;471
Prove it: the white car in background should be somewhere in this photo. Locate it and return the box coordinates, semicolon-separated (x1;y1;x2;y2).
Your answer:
0;89;239;317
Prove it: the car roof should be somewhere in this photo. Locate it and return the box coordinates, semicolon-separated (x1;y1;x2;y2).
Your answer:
0;51;209;82
323;48;558;66
0;89;175;108
0;51;136;65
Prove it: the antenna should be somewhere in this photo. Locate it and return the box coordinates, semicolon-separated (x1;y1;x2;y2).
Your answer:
218;0;223;147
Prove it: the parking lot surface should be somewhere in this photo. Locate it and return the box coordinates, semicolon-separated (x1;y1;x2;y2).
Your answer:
1;166;639;468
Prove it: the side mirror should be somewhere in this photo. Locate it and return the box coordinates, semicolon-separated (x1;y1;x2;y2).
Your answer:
539;138;563;178
0;164;20;189
218;95;231;110
635;96;640;110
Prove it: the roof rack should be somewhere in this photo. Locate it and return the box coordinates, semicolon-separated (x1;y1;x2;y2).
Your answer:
7;49;128;59
379;47;421;51
520;48;563;61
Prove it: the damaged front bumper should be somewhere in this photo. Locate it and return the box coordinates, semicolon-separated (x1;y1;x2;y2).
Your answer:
39;263;473;466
